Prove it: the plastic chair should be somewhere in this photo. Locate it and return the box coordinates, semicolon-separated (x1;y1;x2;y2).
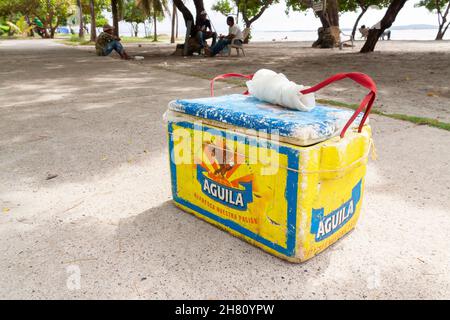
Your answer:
227;28;250;56
339;30;354;50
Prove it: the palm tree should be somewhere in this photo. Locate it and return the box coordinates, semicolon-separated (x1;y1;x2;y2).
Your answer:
175;8;178;38
111;0;125;37
77;0;84;38
137;0;170;42
89;0;97;41
170;2;176;43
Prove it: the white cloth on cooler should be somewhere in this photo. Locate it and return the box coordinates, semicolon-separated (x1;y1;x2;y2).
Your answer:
245;69;316;111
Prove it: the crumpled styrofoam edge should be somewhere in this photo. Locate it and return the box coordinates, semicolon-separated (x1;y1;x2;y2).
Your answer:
163;107;369;147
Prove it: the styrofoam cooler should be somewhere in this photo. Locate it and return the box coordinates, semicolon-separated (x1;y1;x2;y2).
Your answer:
166;72;376;262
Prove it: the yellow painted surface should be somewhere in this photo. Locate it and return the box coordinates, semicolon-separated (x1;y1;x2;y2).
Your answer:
168;120;371;262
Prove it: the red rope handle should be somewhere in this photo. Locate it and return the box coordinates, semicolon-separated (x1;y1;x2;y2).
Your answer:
210;72;377;138
300;72;377;138
210;73;253;96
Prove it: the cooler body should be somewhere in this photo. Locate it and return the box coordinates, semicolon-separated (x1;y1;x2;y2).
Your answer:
166;94;371;262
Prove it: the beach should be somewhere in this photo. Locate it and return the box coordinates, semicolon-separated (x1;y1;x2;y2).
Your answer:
98;39;450;122
0;39;449;299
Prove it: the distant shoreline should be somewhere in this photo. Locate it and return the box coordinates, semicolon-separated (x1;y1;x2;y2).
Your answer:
260;24;439;33
250;27;448;41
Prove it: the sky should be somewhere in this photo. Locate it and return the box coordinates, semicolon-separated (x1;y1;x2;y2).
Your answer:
146;0;440;34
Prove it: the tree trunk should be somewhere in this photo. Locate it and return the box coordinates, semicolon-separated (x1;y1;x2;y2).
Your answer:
360;0;407;53
48;14;57;39
153;11;157;42
436;3;450;40
242;2;269;44
171;3;176;43
315;0;339;28
173;0;205;52
193;0;205;23
173;0;194;27
175;9;178;38
25;15;34;37
143;20;148;37
111;0;119;37
77;0;84;38
351;6;368;40
313;0;340;48
38;15;50;38
435;16;449;40
50;23;58;38
243;22;251;44
442;22;450;39
89;0;96;41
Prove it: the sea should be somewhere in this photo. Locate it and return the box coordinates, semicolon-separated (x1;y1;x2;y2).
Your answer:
117;25;449;41
250;28;449;41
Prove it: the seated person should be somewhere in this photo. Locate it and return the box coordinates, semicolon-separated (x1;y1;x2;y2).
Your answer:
205;16;243;57
371;21;391;40
33;17;47;38
95;24;130;59
359;25;369;39
196;11;217;49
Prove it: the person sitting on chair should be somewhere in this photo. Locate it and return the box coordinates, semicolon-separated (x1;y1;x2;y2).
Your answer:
359;25;369;39
205;16;243;57
33;17;47;38
196;11;217;49
95;24;130;60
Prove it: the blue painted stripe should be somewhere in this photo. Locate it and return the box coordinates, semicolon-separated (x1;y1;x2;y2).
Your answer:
170;94;364;143
168;123;178;198
285;152;299;255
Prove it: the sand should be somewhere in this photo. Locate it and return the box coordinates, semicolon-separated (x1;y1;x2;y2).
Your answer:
118;39;450;122
0;39;449;299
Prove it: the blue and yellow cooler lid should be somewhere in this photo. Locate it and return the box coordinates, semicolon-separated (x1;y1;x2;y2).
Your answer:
168;94;365;146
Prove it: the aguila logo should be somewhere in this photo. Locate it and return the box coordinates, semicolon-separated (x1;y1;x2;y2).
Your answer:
196;141;253;211
310;180;362;242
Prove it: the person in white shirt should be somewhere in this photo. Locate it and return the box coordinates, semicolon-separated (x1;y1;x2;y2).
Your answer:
206;16;243;57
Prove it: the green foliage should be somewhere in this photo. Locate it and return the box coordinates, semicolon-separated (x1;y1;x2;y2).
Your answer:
0;0;73;37
137;0;170;17
317;98;450;131
122;0;149;36
80;0;110;13
124;0;147;24
242;0;276;21
36;0;73;26
0;0;33;17
60;33;91;44
6;15;33;35
416;0;450;12
96;14;108;27
0;24;10;35
286;0;389;14
212;0;234;16
0;0;72;20
416;0;450;39
212;0;277;27
79;0;110;24
285;0;309;14
136;0;168;40
69;33;82;41
340;0;391;12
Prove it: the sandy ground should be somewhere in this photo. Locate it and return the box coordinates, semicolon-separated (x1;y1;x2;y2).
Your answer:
115;39;450;122
0;39;449;299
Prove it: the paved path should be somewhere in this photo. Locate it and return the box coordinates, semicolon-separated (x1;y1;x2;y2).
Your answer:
0;39;449;299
